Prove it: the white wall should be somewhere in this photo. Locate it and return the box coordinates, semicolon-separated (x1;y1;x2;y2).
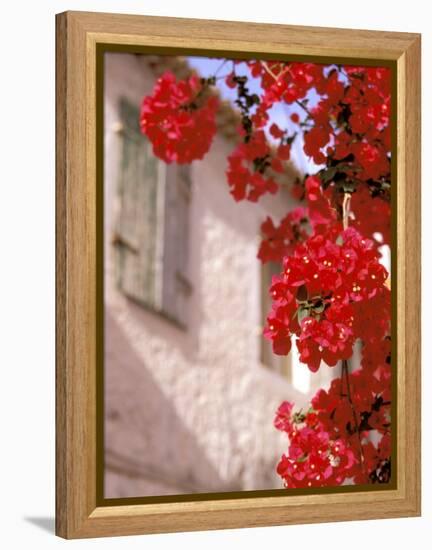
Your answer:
0;0;430;549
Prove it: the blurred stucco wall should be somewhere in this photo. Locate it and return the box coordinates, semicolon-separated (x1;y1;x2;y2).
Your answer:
103;53;326;498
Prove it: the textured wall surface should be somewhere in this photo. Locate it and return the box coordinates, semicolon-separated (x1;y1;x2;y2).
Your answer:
103;53;327;498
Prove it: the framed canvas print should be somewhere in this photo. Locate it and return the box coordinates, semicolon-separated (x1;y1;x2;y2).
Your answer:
55;11;421;539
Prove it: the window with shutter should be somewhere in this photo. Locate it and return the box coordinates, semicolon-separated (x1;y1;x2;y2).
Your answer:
112;97;192;329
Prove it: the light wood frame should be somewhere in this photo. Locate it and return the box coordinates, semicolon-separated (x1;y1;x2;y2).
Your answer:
56;10;421;539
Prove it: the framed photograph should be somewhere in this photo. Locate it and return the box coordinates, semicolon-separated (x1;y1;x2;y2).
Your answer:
56;11;421;539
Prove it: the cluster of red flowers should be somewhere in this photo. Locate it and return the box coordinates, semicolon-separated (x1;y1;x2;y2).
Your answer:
226;130;281;202
310;348;391;484
274;281;391;486
304;175;339;232
264;227;389;372
258;207;309;263
313;368;391;439
287;172;390;249
140;57;392;488
351;183;391;246
236;62;391;183
140;71;219;164
242;61;330;129
275;371;391;488
274;402;357;488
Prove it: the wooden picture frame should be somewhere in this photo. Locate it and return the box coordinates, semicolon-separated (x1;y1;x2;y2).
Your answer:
56;10;421;539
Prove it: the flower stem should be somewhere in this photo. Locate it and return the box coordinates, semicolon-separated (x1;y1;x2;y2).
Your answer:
214;59;228;77
342;192;351;230
295;99;313;118
342;359;366;475
261;60;292;83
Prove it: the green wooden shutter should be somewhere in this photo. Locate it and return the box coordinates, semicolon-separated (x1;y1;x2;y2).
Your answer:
113;98;162;310
160;164;192;327
113;97;192;328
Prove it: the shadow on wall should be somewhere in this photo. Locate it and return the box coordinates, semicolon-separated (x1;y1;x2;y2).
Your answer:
104;308;242;498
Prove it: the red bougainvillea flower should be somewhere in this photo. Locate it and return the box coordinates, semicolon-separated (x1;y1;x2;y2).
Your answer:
275;349;391;488
140;71;219;164
303;125;332;165
296;312;355;372
253;61;326;106
274;401;294;432
304;175;339;231
352;141;390;180
344;66;391;138
353;287;391;344
311;363;390;441
264;227;389;371
306;353;391;486
226;130;279;202
350;183;391;246
274;403;357;488
258;207;309;264
263;295;298;356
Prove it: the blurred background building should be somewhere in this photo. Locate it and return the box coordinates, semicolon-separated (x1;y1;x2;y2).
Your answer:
103;52;335;498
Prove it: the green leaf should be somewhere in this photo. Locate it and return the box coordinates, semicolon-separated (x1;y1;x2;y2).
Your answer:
313;301;325;314
297;306;310;323
320;166;338;183
341;181;356;194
